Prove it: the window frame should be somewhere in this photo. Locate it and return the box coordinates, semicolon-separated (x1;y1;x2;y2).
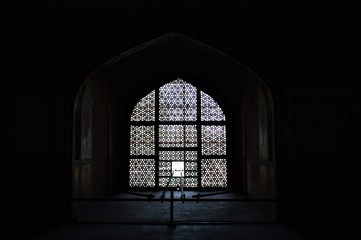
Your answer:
129;79;227;189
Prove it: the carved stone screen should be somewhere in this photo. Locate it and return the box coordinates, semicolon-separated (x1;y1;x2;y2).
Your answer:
130;78;227;188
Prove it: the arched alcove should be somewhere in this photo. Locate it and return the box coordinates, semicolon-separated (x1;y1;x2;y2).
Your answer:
129;78;227;189
72;32;276;219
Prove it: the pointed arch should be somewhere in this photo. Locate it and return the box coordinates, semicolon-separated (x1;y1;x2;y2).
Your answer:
129;78;227;189
71;32;276;216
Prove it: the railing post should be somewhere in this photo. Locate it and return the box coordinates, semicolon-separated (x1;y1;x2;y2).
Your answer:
168;189;176;228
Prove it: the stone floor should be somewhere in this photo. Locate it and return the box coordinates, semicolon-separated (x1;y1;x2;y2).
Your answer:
74;191;277;223
23;191;323;239
29;223;317;240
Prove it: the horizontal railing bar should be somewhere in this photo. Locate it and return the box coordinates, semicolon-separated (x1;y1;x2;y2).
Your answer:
72;220;279;225
71;198;278;202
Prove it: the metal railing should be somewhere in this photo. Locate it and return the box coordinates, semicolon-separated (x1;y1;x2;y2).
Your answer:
72;176;277;226
72;193;278;227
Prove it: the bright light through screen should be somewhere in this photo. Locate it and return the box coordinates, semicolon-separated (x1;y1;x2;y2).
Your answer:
172;161;184;177
130;79;227;188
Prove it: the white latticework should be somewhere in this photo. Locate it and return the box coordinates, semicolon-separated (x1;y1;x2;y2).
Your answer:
159;79;197;121
130;90;155;121
201;159;227;187
129;159;155;187
201;91;225;121
130;126;155;155
159;125;197;148
129;78;227;188
201;125;226;155
159;125;184;147
158;150;198;187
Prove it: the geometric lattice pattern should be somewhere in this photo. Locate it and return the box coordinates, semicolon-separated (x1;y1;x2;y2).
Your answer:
201;159;227;187
158;161;172;178
158;150;198;188
159;125;197;148
159;151;184;161
159;176;198;188
158;125;183;148
201;125;226;155
184;177;198;188
159;177;183;188
159;79;197;122
129;78;227;188
129;159;155;187
184;125;198;147
185;161;198;171
131;90;155;121
130;126;155;155
201;91;226;121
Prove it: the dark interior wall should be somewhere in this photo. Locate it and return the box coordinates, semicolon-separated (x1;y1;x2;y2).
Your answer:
102;34;258;192
244;85;276;201
275;30;361;231
2;3;361;235
72;74;110;205
74;33;255;193
70;33;276;224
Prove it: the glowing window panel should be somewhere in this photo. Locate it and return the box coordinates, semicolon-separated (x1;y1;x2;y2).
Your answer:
130;90;155;121
184;177;198;187
185;161;198;171
130;126;155;155
158;150;197;187
158;151;197;164
201;125;226;155
159;125;197;148
159;177;182;188
158;161;172;177
172;162;184;177
159;151;183;161
159;79;197;122
129;78;227;188
184;125;197;147
201;91;226;121
159;176;198;188
201;159;227;187
129;159;155;187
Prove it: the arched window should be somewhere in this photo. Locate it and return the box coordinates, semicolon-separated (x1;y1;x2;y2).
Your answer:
129;78;227;188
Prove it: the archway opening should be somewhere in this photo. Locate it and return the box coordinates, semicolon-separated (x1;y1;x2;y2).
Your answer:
71;32;276;223
129;78;227;190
